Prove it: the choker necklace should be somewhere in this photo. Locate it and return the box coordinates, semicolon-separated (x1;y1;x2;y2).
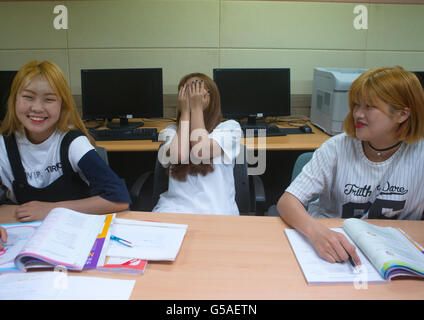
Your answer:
368;141;402;156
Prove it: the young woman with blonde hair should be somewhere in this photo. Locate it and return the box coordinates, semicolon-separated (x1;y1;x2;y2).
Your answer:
0;60;130;222
277;66;424;265
153;72;242;215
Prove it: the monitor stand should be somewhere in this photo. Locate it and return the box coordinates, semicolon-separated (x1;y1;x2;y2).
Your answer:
106;118;144;130
240;115;267;128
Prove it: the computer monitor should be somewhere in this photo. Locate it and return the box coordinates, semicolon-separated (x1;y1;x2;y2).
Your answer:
81;68;163;129
413;71;424;90
213;68;290;126
0;71;17;122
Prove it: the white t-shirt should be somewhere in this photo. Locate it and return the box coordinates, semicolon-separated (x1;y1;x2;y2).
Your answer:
286;133;424;220
0;130;94;203
153;120;242;215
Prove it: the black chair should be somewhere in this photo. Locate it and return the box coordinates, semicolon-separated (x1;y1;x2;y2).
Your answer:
130;144;266;216
95;146;109;166
266;151;314;216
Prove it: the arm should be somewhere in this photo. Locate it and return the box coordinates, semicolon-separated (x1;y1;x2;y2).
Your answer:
277;192;361;265
15;150;131;222
15;196;128;222
166;84;191;164
188;80;223;161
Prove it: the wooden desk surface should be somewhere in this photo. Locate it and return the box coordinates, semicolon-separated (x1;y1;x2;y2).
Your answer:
2;208;421;300
91;119;331;152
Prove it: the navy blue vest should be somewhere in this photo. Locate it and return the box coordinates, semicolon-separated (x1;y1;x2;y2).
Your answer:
3;130;91;204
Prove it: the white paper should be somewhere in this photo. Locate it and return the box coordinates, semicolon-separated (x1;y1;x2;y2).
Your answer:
107;219;187;261
285;228;386;284
0;272;135;300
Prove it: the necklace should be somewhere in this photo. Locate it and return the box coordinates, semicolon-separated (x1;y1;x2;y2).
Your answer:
368;141;402;157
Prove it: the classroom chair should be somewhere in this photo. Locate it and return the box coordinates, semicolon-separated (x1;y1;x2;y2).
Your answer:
95;146;109;165
130;144;266;216
266;151;314;216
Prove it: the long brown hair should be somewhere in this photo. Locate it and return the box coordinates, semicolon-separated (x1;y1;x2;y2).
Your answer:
343;66;424;143
0;60;95;145
170;73;223;181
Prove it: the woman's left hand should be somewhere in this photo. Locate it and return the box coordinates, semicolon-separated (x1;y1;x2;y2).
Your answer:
187;80;209;110
15;201;55;222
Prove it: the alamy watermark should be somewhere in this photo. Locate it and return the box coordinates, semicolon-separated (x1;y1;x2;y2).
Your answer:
53;4;368;31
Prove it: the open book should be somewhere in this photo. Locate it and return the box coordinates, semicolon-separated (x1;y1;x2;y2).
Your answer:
285;218;424;284
0;208;110;272
342;218;424;280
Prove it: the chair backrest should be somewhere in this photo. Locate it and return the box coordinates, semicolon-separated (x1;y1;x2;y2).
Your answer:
151;144;251;214
291;152;313;182
95;146;109;166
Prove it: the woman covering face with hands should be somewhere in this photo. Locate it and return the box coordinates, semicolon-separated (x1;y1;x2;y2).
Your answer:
154;73;242;215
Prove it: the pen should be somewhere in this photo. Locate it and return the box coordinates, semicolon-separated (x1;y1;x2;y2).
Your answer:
348;255;361;273
110;235;133;248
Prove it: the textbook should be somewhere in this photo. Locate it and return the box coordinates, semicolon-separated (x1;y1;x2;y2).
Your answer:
285;218;424;284
0;208;111;272
96;257;147;274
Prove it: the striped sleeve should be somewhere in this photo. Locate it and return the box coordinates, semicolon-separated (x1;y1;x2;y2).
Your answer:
285;136;339;206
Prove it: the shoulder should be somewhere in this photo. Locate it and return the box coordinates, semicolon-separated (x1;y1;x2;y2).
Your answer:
158;124;178;143
319;133;357;153
213;120;241;132
66;132;95;170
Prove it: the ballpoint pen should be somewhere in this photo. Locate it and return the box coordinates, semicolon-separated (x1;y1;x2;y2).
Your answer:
348;255;361;273
110;235;133;248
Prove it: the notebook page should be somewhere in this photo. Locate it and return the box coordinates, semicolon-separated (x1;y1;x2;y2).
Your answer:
107;219;188;261
285;228;386;284
17;208;105;270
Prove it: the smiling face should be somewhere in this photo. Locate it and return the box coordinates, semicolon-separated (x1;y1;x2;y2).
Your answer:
15;75;62;144
352;98;403;147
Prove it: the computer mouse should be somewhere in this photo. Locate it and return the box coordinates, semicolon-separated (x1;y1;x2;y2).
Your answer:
300;125;312;133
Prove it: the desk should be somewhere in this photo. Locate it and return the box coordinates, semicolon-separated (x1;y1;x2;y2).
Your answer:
91;119;331;152
1;209;422;299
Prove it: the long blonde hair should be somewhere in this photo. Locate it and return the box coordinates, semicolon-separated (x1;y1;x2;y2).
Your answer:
0;60;94;144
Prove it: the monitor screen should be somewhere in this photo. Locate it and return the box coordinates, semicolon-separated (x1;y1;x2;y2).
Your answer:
81;68;163;128
213;68;291;121
0;71;17;121
413;71;424;90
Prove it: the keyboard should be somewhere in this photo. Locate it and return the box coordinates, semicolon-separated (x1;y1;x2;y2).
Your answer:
88;127;159;141
241;125;287;137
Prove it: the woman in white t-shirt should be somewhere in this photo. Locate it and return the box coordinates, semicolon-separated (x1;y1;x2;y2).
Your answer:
153;73;241;215
0;61;131;222
277;66;424;265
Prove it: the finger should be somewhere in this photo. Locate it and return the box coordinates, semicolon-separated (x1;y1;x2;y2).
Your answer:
322;251;336;264
0;229;7;243
330;236;350;263
339;235;362;265
15;209;31;221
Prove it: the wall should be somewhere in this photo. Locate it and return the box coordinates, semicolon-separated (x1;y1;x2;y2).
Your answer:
1;0;423;118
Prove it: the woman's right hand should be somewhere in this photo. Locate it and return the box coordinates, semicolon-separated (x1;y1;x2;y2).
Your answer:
178;84;190;114
309;222;361;265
